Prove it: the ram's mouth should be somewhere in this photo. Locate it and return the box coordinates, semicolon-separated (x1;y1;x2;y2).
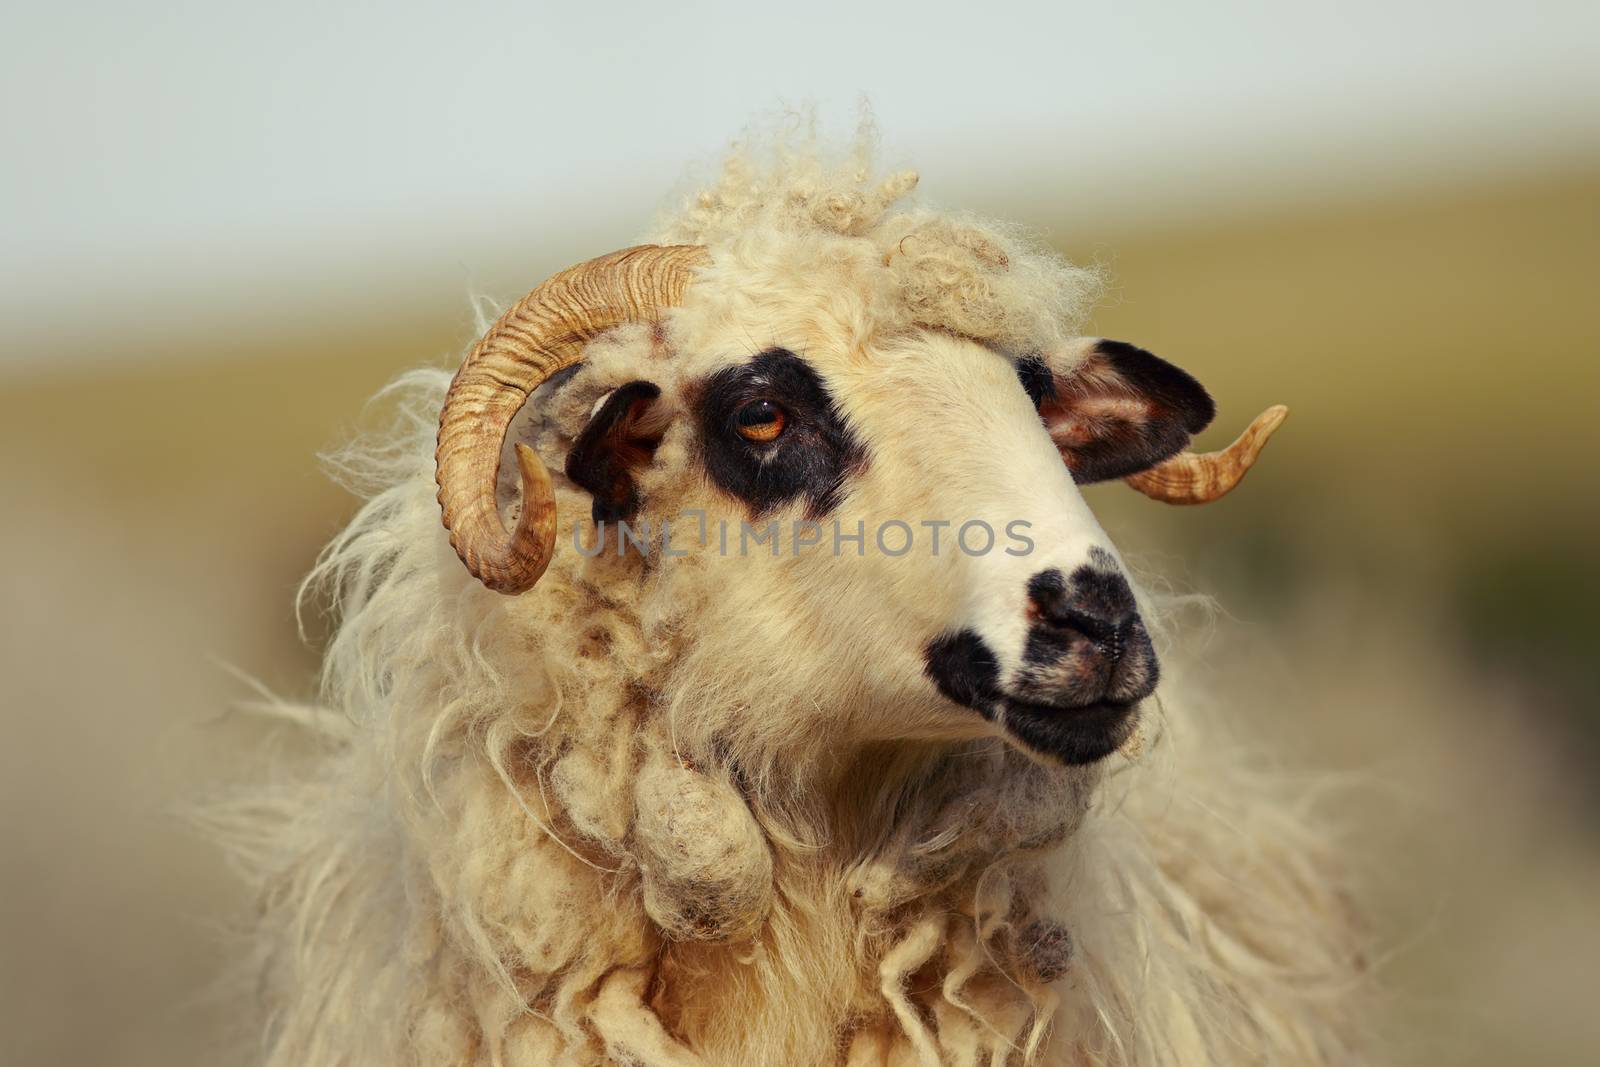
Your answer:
922;629;1141;766
995;697;1139;766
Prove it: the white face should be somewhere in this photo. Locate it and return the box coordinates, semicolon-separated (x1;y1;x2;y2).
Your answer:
563;327;1215;767
832;333;1160;764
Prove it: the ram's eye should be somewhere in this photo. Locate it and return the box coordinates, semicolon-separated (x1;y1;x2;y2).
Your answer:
734;399;786;443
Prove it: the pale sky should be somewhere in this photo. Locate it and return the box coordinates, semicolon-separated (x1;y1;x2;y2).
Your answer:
4;0;1597;371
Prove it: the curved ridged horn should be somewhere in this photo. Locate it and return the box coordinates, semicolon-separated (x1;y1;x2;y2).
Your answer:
435;244;709;594
1123;404;1289;505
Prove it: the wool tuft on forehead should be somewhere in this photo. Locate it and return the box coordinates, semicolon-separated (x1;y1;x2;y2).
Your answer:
648;114;1104;358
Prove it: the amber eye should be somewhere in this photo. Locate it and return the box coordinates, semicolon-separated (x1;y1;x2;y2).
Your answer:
734;399;786;443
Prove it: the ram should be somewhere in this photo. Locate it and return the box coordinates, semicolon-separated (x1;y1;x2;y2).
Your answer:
239;133;1364;1066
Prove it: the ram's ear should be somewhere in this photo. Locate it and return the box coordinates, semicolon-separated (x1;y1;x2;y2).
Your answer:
1031;339;1217;484
564;380;672;523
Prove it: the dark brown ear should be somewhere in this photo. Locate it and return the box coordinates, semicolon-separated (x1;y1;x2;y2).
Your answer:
564;380;671;523
1026;340;1216;484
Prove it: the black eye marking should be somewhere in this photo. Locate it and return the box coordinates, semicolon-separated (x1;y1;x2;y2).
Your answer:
1015;355;1055;410
693;348;868;519
564;380;662;524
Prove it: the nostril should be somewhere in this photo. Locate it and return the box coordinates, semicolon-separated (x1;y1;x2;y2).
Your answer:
1026;566;1140;650
1019;564;1159;708
1025;569;1070;611
1043;607;1121;644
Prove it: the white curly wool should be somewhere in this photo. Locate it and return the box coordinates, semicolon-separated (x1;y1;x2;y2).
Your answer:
225;123;1367;1067
651;119;1101;358
633;758;773;943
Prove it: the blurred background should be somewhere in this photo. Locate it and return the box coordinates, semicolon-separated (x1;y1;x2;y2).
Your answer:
2;2;1597;1064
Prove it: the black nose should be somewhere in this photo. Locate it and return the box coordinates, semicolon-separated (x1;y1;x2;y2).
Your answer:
1028;566;1136;643
1024;564;1157;705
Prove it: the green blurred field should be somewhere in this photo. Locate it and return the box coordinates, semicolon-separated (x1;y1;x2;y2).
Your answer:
2;167;1597;1065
